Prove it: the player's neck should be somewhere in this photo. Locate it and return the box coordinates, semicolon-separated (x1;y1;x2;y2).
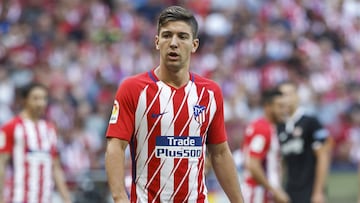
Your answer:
289;106;298;118
20;110;41;122
155;65;190;88
264;112;276;124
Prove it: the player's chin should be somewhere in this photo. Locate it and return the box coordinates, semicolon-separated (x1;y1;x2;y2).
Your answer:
165;62;183;70
33;108;46;117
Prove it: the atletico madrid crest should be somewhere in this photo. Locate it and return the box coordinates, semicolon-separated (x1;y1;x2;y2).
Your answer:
193;105;206;124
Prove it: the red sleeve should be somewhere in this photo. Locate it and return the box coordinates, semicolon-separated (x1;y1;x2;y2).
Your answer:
206;83;227;144
245;123;271;160
106;78;136;142
0;120;15;154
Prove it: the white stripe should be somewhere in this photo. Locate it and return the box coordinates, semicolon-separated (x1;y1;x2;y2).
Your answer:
253;186;265;203
38;121;49;151
27;155;41;203
23;120;40;202
12;124;25;202
41;122;54;203
241;184;265;203
207;90;216;126
24;120;38;151
134;85;150;199
186;83;202;201
158;83;175;202
41;156;52;203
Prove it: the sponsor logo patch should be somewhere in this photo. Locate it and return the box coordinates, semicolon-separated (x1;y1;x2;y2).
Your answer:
155;136;202;159
109;100;119;124
250;135;266;153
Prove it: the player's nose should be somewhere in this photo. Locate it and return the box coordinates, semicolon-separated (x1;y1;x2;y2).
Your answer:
170;36;179;48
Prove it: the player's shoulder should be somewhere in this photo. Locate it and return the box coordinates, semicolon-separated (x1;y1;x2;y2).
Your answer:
248;118;272;135
1;116;22;132
192;72;221;91
299;113;320;126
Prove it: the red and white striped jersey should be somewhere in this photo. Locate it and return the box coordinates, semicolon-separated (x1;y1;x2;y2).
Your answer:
242;118;281;203
106;69;227;203
0;116;58;203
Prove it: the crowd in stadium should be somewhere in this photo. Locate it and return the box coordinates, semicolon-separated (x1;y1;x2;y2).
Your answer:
1;0;360;201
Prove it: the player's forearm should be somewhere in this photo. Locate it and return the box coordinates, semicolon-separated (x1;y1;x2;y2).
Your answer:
0;154;10;202
0;166;5;202
53;159;72;203
105;138;129;202
247;158;273;191
208;143;244;203
313;143;330;195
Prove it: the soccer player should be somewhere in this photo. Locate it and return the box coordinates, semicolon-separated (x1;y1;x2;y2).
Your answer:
277;81;331;203
105;6;244;203
0;83;72;203
242;88;289;203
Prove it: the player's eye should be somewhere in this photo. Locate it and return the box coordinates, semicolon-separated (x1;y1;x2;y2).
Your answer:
162;32;171;38
179;34;189;40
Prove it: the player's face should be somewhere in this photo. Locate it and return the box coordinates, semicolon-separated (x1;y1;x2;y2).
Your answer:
155;21;199;71
24;87;48;119
271;95;288;123
280;84;299;115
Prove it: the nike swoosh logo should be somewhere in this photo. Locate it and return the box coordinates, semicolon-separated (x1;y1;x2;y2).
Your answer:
151;112;168;118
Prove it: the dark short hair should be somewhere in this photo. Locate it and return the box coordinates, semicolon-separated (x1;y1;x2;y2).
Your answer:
20;82;47;99
157;6;198;38
261;87;283;106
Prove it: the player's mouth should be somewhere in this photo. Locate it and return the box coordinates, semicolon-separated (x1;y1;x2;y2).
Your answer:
168;52;180;60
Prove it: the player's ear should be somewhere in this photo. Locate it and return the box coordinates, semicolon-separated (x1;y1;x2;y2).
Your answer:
155;35;159;50
192;38;199;53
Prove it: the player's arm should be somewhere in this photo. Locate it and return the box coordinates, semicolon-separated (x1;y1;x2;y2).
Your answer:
207;142;244;203
53;157;72;203
312;137;332;203
105;137;130;203
0;153;10;203
245;132;289;203
310;119;332;203
246;155;272;189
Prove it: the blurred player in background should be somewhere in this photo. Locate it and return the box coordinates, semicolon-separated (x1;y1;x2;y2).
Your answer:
105;6;243;203
341;103;360;203
277;81;331;203
242;88;289;203
0;83;72;203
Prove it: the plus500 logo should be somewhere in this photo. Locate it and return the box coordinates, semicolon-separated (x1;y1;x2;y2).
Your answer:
155;136;202;158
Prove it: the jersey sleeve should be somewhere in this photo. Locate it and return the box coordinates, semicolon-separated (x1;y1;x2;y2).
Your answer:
106;78;136;142
0;121;15;154
206;83;227;144
245;123;271;159
309;117;329;150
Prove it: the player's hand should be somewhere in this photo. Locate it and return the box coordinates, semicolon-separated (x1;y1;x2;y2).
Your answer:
272;188;289;203
311;191;325;203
